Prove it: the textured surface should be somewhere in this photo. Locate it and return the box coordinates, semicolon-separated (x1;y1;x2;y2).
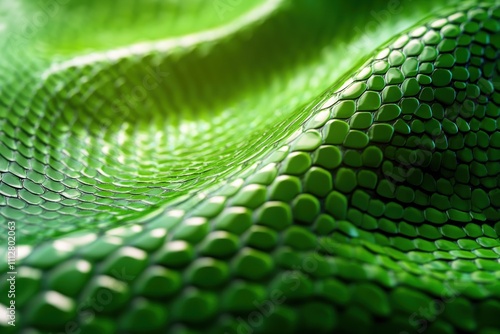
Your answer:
1;0;500;333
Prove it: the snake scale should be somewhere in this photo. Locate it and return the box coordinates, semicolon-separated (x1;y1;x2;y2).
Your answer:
1;0;500;333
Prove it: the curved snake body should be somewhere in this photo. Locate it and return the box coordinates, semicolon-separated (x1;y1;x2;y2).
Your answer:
1;1;500;333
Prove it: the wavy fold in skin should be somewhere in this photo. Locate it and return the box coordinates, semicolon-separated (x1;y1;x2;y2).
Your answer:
0;0;500;333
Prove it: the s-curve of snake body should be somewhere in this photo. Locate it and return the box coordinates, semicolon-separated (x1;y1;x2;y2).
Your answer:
1;0;500;333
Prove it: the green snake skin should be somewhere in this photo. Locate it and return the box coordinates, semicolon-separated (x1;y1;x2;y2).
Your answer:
1;0;500;333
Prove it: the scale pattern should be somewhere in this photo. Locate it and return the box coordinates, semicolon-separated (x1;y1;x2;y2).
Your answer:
1;1;500;334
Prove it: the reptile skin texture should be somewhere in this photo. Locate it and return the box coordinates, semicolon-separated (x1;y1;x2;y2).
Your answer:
1;0;500;333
